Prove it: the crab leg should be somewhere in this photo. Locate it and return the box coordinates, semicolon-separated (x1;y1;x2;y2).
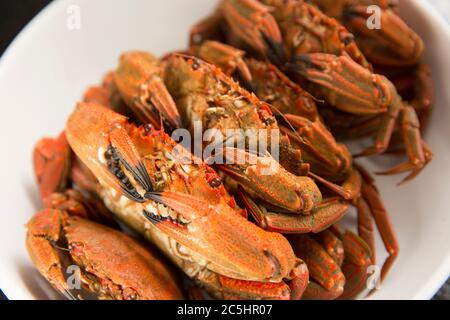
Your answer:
240;190;348;233
215;147;322;214
376;108;433;184
288;53;392;115
68;102;308;299
83;72;133;118
339;231;372;300
280;114;352;181
26;209;73;298
195;40;253;82
221;0;285;65
115;51;182;131
313;227;345;267
307;168;363;202
312;224;373;300
195;258;308;300
342;5;424;66
306;0;424;66
355;196;376;265
143;191;298;283
108;125;154;194
289;234;345;300
129;189;309;299
385;63;434;133
33;132;71;201
360;176;398;282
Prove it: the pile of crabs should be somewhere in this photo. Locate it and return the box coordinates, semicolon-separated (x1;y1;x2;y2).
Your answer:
26;0;433;300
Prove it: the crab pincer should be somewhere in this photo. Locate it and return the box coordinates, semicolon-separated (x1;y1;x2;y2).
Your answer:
221;0;286;66
33;132;71;201
114;51;182;131
26;196;185;300
308;0;424;66
289;53;432;183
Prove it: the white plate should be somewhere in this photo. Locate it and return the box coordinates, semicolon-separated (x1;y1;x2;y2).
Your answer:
0;0;449;300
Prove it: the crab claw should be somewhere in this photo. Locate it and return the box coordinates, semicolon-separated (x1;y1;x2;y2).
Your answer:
33;132;71;201
289;234;345;300
281;114;353;182
44;189;119;229
26;209;184;300
241;191;349;234
221;0;286;66
66;103;153;202
114;51;182;131
215;147;322;214
26;209;72;298
193;257;308;300
343;5;424;66
144;191;298;283
287;53;394;115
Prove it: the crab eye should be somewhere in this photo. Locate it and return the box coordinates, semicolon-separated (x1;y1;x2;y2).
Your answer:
144;123;153;134
208;177;222;188
191;59;200;70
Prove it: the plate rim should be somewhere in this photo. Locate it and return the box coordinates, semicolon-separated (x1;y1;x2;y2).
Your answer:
0;0;449;300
